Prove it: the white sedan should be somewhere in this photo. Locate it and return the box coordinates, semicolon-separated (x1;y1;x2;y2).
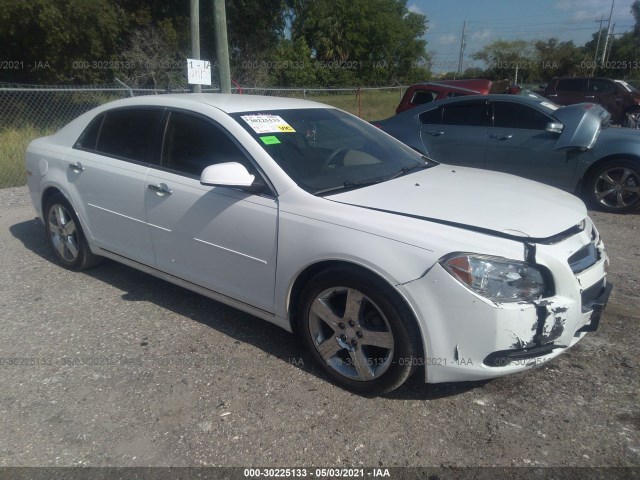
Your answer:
25;94;611;394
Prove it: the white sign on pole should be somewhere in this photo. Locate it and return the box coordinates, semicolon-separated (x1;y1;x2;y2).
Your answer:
187;58;212;85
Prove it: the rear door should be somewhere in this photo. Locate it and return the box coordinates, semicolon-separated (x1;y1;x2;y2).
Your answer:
484;100;577;190
144;110;278;312
418;99;489;167
65;108;163;265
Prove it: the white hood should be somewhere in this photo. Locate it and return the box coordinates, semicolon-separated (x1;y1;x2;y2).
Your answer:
327;165;586;240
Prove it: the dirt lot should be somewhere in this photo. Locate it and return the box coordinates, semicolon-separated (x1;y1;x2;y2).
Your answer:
0;185;639;474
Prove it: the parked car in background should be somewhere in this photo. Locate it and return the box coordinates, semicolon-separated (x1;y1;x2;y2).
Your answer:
377;94;640;213
396;79;495;114
25;94;611;394
544;77;640;128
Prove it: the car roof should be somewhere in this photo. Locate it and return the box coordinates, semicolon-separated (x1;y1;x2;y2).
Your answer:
92;93;330;114
416;93;546;106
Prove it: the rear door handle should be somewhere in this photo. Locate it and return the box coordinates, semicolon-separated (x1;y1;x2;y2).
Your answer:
147;183;172;195
68;162;84;172
585;95;595;99
547;94;558;97
427;130;445;136
489;134;513;140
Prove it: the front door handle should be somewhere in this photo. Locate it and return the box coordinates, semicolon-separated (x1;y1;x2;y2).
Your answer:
427;130;445;136
148;183;173;196
489;134;513;140
68;162;84;172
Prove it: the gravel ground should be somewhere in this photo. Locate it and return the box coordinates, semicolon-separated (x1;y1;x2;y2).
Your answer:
0;185;639;471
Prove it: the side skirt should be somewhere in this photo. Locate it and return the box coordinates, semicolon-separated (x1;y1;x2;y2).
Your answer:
91;245;293;333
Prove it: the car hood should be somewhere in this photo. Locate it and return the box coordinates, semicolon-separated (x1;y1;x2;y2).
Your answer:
326;165;586;241
553;103;610;150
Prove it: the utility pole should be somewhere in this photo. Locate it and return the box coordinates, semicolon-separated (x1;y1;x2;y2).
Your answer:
601;0;615;64
591;17;604;76
605;23;616;63
457;21;466;77
213;0;231;94
190;0;201;93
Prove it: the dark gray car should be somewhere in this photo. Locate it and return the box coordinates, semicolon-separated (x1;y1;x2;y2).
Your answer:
376;94;640;213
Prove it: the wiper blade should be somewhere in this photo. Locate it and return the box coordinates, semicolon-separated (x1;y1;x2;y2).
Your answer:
387;160;432;180
314;178;385;196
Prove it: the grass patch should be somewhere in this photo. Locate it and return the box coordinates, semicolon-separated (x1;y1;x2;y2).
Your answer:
0;126;53;188
298;89;402;121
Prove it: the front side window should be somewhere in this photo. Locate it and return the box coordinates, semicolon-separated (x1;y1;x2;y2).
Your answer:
588;79;615;94
96;108;163;163
231;108;432;195
492;102;551;130
161;111;252;177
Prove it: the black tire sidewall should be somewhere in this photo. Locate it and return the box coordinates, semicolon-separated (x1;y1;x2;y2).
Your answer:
296;267;420;395
44;193;93;270
586;159;640;213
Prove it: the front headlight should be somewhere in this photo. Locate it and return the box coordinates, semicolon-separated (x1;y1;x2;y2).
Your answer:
440;254;547;303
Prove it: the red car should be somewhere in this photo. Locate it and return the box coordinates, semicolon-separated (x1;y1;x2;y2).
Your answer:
396;79;495;114
544;77;640;127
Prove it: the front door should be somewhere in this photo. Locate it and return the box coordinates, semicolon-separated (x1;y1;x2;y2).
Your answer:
144;110;278;312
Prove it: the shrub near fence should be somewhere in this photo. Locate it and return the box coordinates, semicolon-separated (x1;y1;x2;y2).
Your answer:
0;84;405;188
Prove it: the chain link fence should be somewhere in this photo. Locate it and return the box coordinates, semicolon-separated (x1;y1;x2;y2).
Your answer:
0;83;404;189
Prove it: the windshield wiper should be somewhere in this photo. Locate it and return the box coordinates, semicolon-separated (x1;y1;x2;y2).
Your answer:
314;178;386;196
387;160;432;180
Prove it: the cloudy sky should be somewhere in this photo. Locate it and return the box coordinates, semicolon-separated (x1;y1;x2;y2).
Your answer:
408;0;637;73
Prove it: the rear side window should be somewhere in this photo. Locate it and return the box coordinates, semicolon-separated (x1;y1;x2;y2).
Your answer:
419;106;443;125
555;78;585;92
411;90;437;105
441;102;488;127
492;102;551;130
74;114;104;150
95;109;163;163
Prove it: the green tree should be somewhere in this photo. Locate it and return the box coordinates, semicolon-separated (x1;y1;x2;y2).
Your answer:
471;40;534;82
291;0;429;86
531;39;586;81
0;0;126;83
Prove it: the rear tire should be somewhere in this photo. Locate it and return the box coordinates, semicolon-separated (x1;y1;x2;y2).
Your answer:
44;193;102;270
585;159;640;213
296;267;421;395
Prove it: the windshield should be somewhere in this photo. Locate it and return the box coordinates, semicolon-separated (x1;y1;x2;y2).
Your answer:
232;108;434;195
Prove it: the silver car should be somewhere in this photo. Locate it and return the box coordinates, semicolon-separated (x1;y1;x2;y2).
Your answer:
25;94;611;394
377;94;640;213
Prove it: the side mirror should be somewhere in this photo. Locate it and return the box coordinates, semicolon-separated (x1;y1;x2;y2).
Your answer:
200;162;255;187
546;122;563;134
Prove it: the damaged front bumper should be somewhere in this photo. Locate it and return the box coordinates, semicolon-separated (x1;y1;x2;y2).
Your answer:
483;281;612;367
397;221;611;383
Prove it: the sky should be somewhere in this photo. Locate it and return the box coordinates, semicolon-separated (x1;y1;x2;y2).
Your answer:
407;0;637;73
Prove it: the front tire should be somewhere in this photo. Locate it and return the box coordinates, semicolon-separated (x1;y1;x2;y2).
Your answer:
585;159;640;213
297;267;421;395
621;112;639;129
44;193;102;270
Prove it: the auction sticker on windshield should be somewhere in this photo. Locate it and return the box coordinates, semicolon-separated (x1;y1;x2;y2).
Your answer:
241;114;296;133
